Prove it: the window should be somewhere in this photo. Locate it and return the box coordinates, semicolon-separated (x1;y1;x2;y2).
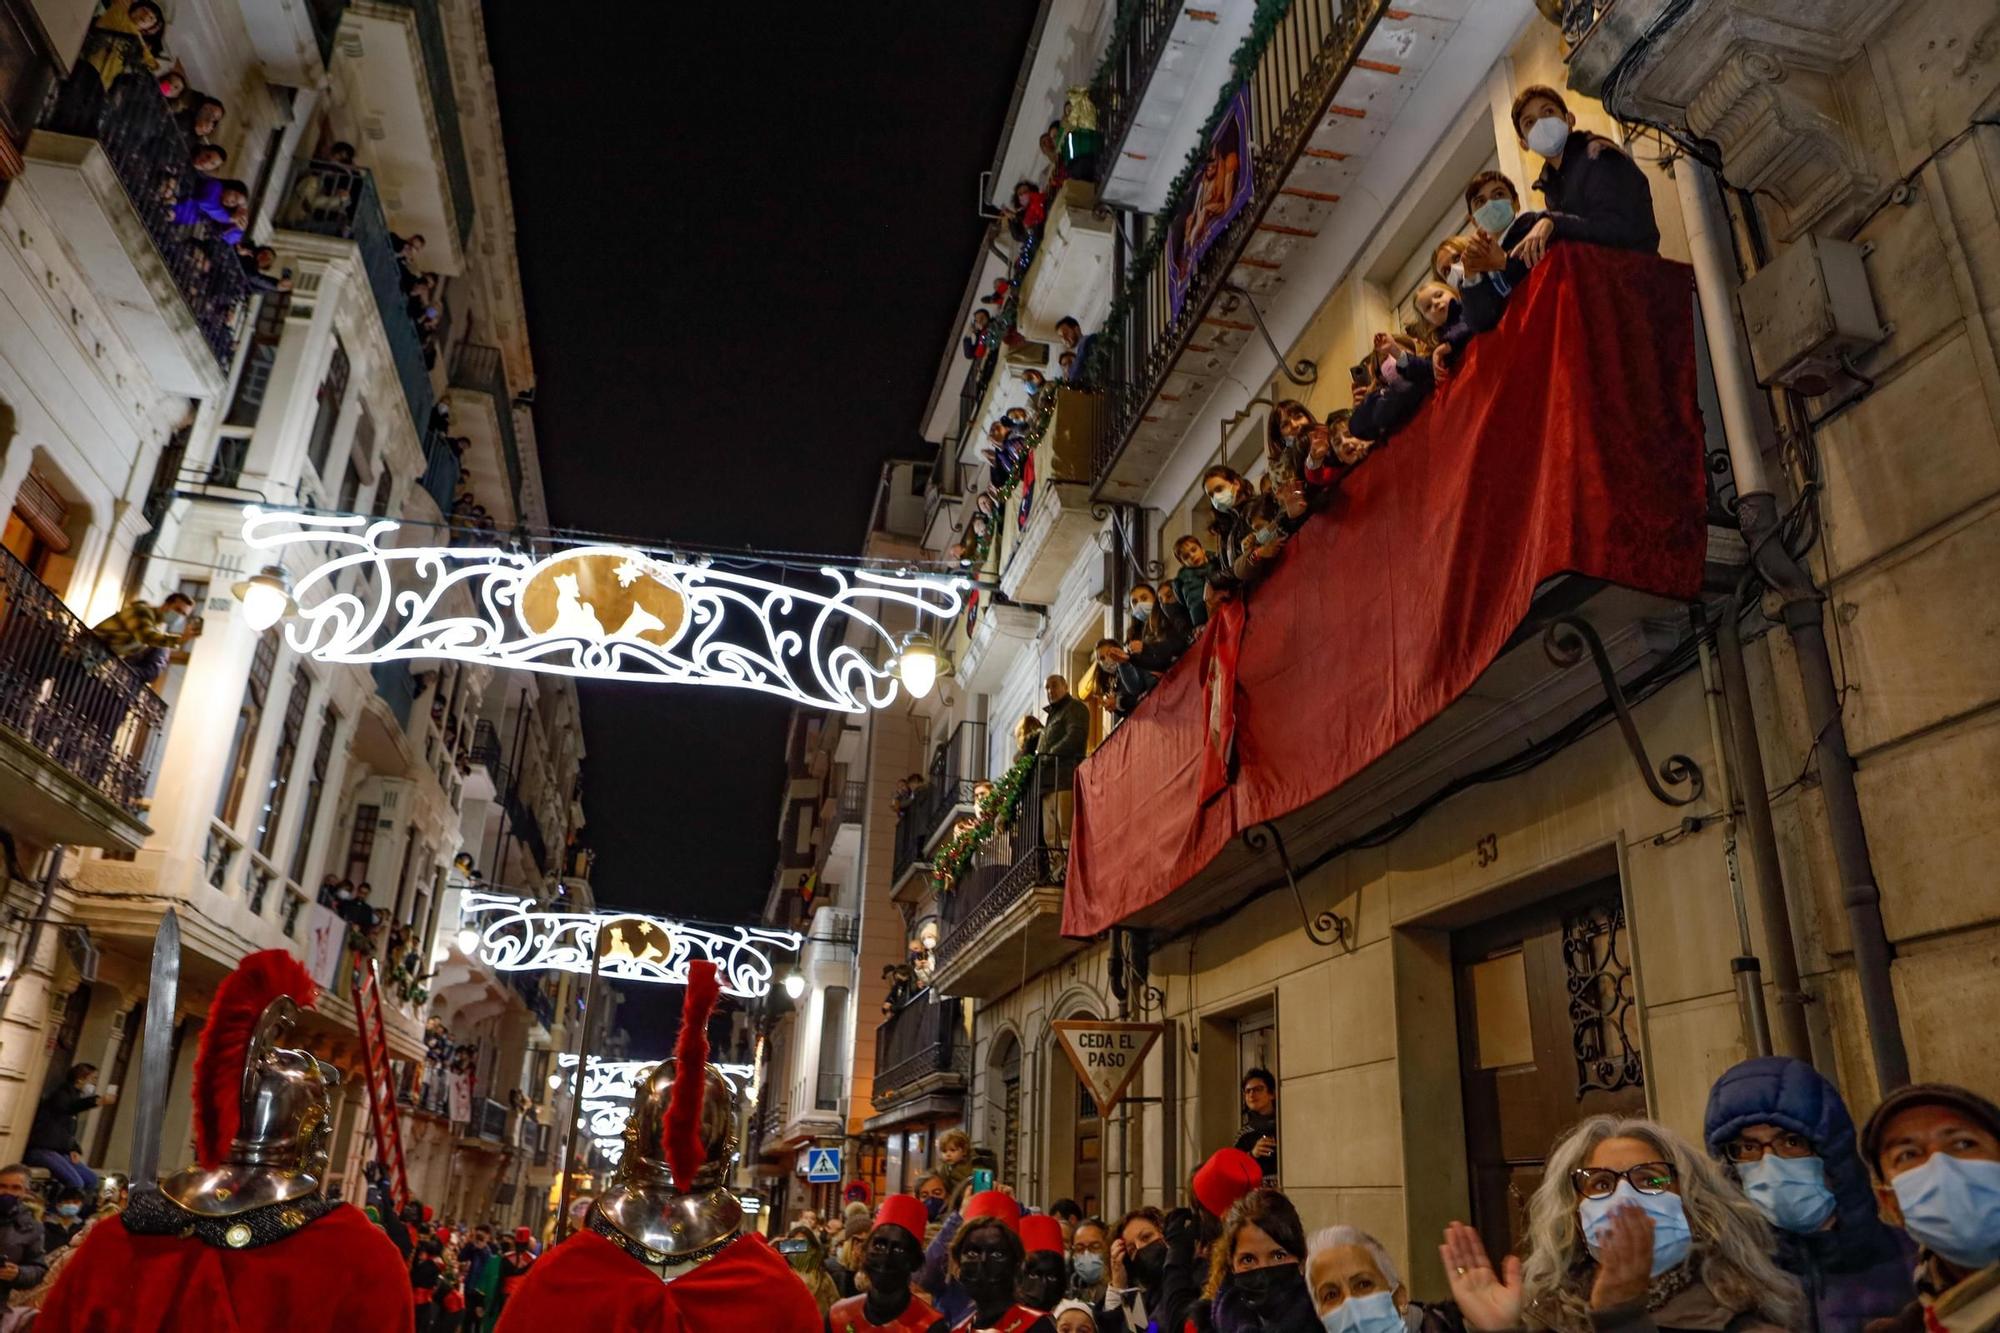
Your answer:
304;337;349;478
370;472;394;516
343;803;379;889
255;664;313;857
223;289;293;432
216;632;280;824
2;469;72;589
815;987;848;1110
288;704;340;883
336;457;361;515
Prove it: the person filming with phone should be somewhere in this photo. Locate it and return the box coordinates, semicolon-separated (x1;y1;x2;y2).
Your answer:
1234;1068;1280;1185
26;1064;117;1198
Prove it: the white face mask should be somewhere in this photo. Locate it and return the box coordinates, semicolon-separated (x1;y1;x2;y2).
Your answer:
1473;196;1517;236
160;612;186;633
79;1083;96;1098
1208;489;1235;512
1526;115;1570;159
1444;262;1466;292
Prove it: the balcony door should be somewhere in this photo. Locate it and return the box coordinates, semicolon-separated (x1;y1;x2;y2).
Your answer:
1453;881;1646;1262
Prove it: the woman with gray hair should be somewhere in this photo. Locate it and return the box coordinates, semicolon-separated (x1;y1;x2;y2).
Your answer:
1306;1225;1466;1331
1439;1115;1800;1332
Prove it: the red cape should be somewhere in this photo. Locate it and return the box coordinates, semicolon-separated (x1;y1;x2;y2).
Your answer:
496;1228;822;1333
37;1201;414;1332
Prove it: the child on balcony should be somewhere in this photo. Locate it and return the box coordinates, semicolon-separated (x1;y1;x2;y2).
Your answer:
962;309;993;361
1510;85;1660;261
1414;280;1478;377
1350;331;1435;443
1126;583;1192;678
1169;535;1215;630
1455;170;1538;331
1202;467;1286;593
1264;401;1316;527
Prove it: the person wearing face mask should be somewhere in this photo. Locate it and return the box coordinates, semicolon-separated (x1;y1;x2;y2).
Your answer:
1453;172;1539;334
43;1188;86;1251
1702;1056;1916;1332
1203;1190;1319;1332
783;1224;841;1316
25;1064;116;1198
1069;1217;1111;1310
0;1166;47;1295
949;1192;1055;1332
1349;332;1436;444
1200;467;1288;595
1862;1081;2000;1332
830;1195;950;1332
1440;1115;1799;1332
1127;583;1192;672
91;590;200;684
1106;1207;1171;1332
1307;1226;1463;1333
1507;85;1659;270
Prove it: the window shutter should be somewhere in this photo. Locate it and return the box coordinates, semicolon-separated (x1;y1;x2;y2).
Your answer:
13;470;70;552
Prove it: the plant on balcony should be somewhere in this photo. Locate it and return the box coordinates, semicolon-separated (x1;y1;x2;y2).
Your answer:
931;748;1039;892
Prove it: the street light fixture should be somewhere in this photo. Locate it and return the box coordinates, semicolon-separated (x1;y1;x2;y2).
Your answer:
230;564;295;630
782;970;806;1000
894;630;953;700
455;926;481;954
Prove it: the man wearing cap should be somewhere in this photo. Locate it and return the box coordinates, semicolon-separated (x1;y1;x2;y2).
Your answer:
949;1191;1054;1333
493;1226;537;1321
1017;1214;1067;1313
1864;1082;2000;1332
827;1195;948;1333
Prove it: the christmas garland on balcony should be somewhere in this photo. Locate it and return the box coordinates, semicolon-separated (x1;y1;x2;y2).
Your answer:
931;748;1040;893
957;394;1055;569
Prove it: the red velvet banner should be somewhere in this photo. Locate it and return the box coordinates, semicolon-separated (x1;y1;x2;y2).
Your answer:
1061;246;1707;937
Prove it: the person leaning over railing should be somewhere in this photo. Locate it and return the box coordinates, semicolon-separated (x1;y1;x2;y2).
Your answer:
90;590;198;685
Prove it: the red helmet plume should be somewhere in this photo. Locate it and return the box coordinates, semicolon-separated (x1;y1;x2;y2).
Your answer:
662;959;721;1192
194;949;317;1169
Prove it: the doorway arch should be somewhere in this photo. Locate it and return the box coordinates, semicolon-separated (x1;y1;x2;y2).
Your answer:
985;1029;1023;1193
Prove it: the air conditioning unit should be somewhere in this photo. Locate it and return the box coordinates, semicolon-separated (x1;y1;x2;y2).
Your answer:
1738;233;1886;400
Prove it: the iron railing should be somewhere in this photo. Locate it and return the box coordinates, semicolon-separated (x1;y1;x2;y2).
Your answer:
1092;0;1184;177
1089;0;1387;491
281;161;436;436
814;1072;845;1113
377;0;474;244
932;756;1073;974
872;991;971;1107
916;721;987;835
469;718;503;781
449;342;523;505
1561;0;1613;48
892;801;931;884
371;659;416;728
40;31;249;369
419;426;461;515
835;779;866;827
509;969;556;1029
474;1096;508;1141
504;787;549;875
0;545;165;813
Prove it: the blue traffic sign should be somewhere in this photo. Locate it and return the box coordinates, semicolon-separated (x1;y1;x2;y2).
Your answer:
805;1147;843;1182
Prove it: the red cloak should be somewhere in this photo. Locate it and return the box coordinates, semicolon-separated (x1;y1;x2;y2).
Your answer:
495;1228;822;1333
37;1201;414;1332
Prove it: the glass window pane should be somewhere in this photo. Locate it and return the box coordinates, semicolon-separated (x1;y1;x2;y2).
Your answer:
1468;949;1534;1070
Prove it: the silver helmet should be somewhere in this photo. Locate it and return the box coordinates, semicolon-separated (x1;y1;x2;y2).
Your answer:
161;994;339;1217
592;1055;741;1270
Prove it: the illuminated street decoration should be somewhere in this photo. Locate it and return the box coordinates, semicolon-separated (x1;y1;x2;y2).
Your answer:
240;510;968;712
555;1054;756;1167
458;892;801;997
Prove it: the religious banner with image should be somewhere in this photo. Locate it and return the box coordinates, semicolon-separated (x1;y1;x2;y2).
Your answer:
1166;85;1254;319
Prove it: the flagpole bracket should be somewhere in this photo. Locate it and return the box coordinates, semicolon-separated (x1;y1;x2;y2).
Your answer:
1543;615;1704;808
1241;822;1348;948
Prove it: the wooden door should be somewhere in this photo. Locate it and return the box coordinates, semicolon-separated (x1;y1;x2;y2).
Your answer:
1072;1081;1101;1217
1453;882;1645;1261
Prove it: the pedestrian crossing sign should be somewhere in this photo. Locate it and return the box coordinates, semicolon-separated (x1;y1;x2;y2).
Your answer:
805;1147;842;1182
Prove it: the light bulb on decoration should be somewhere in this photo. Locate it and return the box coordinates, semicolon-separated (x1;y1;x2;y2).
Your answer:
895;631;952;700
547;1072;564;1091
783;970;806;1000
230;564;295;630
455;926;481;954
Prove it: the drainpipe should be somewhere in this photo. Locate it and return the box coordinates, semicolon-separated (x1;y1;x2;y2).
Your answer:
1675;158;1909;1088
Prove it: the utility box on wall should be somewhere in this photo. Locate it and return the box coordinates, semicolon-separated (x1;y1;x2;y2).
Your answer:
1738;234;1886;399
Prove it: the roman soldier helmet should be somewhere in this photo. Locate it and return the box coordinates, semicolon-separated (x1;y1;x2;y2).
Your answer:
589;959;741;1275
160;950;339;1217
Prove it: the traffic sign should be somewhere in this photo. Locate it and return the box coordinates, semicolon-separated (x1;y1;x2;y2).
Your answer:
805;1147;843;1182
1051;1020;1165;1117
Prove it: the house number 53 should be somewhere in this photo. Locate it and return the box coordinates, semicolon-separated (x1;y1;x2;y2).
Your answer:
1474;834;1498;867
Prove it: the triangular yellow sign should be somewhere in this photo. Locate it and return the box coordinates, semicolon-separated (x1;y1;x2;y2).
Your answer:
1050;1020;1165;1117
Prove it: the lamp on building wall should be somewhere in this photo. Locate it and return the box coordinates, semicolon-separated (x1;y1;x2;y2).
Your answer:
547;1072;563;1091
782;970;806;1000
455;926;482;954
230;564;295;630
894;631;953;700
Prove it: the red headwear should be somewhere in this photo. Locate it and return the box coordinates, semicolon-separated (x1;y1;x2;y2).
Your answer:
1019;1214;1064;1255
960;1191;1021;1234
663;960;722;1192
1192;1147;1265;1219
193;949;317;1168
514;1226;534;1245
873;1194;928;1240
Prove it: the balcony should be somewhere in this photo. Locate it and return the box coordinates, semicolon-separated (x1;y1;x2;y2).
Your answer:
997;389;1103;607
1017;181;1117;343
332;0;474;267
0;546;160;852
371;659;416;729
238;0;348;86
26;32;249;395
869;989;970;1121
891;721;987;900
281;162;435;436
954;600;1043;696
419;426;461;516
464;717;503;801
927;759;1080;1003
464;1095;508;1145
832;779;866;830
448;342;524;515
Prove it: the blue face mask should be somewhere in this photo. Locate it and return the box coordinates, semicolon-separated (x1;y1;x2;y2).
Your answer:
1071;1250;1105;1284
1737;1153;1837;1234
923;1195;946;1222
1130;602;1151;622
1322;1290;1402;1333
1891;1152;2000;1269
1473;197;1516;236
1578;1180;1693;1277
57;1203;80;1219
1526;116;1570;159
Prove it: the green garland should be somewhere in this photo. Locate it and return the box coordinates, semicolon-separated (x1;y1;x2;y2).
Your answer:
1085;0;1297;385
930;749;1040;892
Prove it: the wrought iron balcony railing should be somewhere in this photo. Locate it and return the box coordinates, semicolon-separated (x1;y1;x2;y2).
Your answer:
376;0;474;244
931;756;1072;975
1092;0;1184;177
449;342;524;505
0;545;165;813
872;990;970;1107
281;161;435;438
420;426;462;515
1088;0;1386;491
39;31;250;369
469;718;504;780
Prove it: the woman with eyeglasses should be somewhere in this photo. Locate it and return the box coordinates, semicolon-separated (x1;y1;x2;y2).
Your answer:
1703;1056;1916;1331
1439;1115;1801;1331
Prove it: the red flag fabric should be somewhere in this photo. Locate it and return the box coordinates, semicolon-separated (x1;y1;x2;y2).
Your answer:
493;1228;822;1333
1062;246;1706;937
37;1203;414;1333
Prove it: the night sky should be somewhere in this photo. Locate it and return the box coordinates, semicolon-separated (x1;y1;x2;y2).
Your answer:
483;10;1038;944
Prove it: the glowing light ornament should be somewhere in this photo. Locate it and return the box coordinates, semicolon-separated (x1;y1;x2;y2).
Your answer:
554;1054;757;1167
457;891;801;998
239;509;968;712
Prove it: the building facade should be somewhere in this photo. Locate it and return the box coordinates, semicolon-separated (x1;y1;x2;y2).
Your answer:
767;0;2000;1297
0;0;586;1228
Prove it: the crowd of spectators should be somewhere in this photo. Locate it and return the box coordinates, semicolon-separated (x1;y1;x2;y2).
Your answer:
357;1194;542;1333
776;1061;2000;1333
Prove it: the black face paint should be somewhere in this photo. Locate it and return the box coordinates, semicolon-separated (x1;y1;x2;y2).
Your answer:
1018;1252;1066;1310
957;1225;1020;1304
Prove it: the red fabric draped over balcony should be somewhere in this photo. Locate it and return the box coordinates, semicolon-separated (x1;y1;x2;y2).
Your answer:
1061;246;1707;937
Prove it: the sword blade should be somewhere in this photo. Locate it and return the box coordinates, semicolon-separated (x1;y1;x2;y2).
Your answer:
126;908;180;1189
